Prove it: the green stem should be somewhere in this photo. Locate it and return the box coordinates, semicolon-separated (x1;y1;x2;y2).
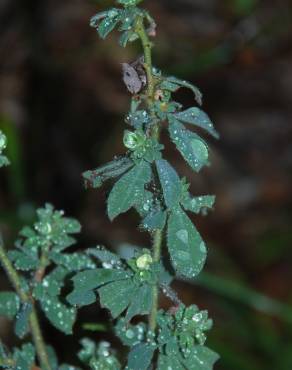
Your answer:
136;15;163;332
136;17;154;102
149;229;163;331
0;242;52;370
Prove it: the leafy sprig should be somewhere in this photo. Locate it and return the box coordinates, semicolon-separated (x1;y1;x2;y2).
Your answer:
0;0;219;368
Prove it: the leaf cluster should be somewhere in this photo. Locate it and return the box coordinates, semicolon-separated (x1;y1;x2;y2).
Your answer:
0;1;220;369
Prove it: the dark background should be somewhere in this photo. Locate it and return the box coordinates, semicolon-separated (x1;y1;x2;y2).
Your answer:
0;0;292;369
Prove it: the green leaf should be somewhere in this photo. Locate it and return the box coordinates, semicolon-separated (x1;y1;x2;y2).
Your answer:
118;0;144;6
183;346;219;370
125;284;153;321
167;206;207;278
13;343;35;370
50;251;96;271
83;156;133;189
141;209;167;231
72;269;131;291
98;15;120;39
8;250;38;271
115;319;147;346
47;345;58;370
174;107;219;139
98;279;136;318
40;296;76;334
156;159;182;208
0;292;20;318
107;161;152;220
59;365;81;370
67;269;131;306
87;247;121;265
168;119;209;172
78;339;121;370
67;290;97;307
33;266;68;301
14;303;32;338
157;353;184;370
182;195;215;215
126;110;151;129
126;343;156;370
0;130;10;167
90;9;121;40
160;76;202;105
134;190;154;217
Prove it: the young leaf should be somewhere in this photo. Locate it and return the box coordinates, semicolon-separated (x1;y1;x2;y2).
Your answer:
107;160;152;220
174;107;219;139
83;156;133;189
0;292;20;318
167;206;207;278
0;131;10;167
90;9;121;40
14;303;32;339
98;279;137;318
141;209;167;231
126;343;156;370
13;343;36;370
40;296;76;335
168;119;209;172
125;284;153;321
156;159;182;208
182;195;215;215
67;269;131;307
49;251;96;271
183;346;220;370
160;76;202;105
157;353;184;370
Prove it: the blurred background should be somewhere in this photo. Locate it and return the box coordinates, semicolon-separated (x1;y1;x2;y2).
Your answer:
0;0;292;369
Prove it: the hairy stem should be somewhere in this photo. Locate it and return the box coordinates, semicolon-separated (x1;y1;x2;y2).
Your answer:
136;15;164;332
149;229;163;331
136;16;164;332
136;17;154;102
0;242;52;370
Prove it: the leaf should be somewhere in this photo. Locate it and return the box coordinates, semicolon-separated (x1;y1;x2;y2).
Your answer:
33;266;68;301
168;119;209;172
72;269;131;291
67;290;97;307
47;345;58;370
156;159;182;208
0;131;10;167
182;195;215;215
13;343;35;370
67;269;131;306
87;247;121;264
125;284;153;321
183;346;220;370
167;206;207;278
160;76;202;105
98;279;136;318
0;292;20;318
50;251;96;271
83;156;133;189
14;303;32;338
126;343;156;370
115;319;147;346
141;210;167;231
107;161;152;220
8;250;38;271
157;353;184;370
174;107;219;139
90;9;122;40
40;296;76;334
